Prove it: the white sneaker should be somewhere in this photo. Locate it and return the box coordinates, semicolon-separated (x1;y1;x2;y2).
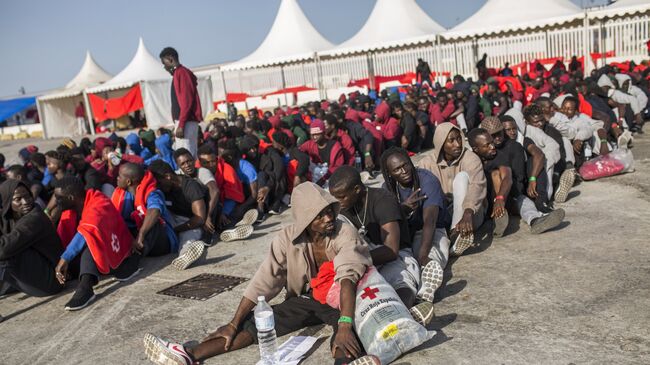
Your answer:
450;232;473;256
554;168;575;203
220;225;254;242
143;333;196;365
235;209;259;227
171;241;205;271
417;260;444;303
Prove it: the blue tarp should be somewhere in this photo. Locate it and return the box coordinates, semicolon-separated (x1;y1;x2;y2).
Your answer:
0;96;36;122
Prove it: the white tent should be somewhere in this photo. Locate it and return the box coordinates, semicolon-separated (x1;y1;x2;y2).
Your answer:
588;0;650;19
221;0;334;71
321;0;445;57
85;38;213;130
37;51;112;138
444;0;583;39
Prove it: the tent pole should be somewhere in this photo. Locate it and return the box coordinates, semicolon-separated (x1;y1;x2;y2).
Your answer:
435;35;443;84
367;52;376;91
583;11;591;74
315;53;325;100
280;65;287;90
219;68;228;101
35;98;48;140
82;91;95;136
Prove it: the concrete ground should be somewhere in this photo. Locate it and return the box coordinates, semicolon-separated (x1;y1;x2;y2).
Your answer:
1;134;649;365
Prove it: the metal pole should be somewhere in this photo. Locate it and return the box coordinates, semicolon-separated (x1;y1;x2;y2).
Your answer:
35;98;48;140
315;53;325;100
435;35;443;84
219;69;228;100
366;52;376;91
280;65;287;90
82;91;95;136
583;11;591;74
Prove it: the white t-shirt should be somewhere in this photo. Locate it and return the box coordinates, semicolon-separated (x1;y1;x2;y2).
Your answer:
176;167;215;186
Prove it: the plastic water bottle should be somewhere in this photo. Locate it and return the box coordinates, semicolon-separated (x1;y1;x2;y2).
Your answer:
354;151;362;171
254;296;277;365
584;144;592;160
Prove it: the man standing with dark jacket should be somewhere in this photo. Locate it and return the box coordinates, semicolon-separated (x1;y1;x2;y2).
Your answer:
160;47;202;157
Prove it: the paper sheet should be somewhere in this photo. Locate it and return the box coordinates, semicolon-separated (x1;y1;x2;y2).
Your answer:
255;335;320;365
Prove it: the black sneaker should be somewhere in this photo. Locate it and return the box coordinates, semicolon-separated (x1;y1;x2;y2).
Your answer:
114;256;142;282
530;209;565;234
64;287;96;311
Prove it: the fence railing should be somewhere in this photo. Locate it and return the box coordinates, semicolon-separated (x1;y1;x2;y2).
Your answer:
213;11;649;101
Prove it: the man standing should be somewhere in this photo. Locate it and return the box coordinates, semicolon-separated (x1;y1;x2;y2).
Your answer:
416;58;432;86
75;101;87;136
160;47;202;157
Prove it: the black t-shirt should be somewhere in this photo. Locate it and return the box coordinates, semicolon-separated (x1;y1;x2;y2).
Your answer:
483;149;512;201
166;175;207;218
401;113;421;153
318;140;336;165
416;111;434;150
340;187;409;249
497;139;527;197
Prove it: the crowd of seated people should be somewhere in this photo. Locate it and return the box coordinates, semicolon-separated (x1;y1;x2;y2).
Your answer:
0;56;648;364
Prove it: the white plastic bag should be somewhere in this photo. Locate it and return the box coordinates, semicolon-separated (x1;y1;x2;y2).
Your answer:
579;148;634;180
354;266;435;364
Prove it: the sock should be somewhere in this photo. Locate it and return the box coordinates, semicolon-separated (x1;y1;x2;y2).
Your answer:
79;274;97;291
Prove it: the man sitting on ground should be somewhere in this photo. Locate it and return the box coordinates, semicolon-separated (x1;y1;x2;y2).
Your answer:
148;160;208;270
380;147;450;303
418;123;487;256
112;163;179;259
0;180;63;299
467;129;565;236
53;177;139;311
144;182;377;365
328;166;434;324
174;148;221;238
300;119;345;186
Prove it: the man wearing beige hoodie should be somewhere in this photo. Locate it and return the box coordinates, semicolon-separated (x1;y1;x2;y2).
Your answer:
418;123;487;255
144;182;378;365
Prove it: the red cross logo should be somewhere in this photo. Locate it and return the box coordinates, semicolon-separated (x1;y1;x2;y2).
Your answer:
361;286;379;300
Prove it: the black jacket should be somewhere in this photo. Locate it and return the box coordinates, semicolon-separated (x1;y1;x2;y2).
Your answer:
0;180;62;263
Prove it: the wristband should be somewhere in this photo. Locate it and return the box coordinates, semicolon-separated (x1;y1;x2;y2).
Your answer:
611;123;619;129
529;176;537;182
494;195;505;201
338;316;353;324
364;152;371;157
44;208;50;216
600;138;608;143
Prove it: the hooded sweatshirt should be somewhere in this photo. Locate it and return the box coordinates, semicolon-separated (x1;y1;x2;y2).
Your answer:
417;123;486;214
243;182;371;304
0;180;62;263
145;133;178;170
599;74;642;114
615;73;648;114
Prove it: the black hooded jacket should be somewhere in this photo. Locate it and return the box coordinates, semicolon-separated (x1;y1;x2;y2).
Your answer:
0;179;62;263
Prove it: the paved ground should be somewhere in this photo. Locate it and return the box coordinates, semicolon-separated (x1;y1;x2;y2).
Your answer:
1;134;649;365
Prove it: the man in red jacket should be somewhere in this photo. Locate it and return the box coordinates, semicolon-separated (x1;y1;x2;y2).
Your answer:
160;47;202;157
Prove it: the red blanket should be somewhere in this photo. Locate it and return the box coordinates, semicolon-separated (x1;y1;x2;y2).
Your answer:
58;190;133;274
216;158;245;203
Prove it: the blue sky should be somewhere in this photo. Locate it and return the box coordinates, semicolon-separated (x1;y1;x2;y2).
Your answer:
0;0;608;97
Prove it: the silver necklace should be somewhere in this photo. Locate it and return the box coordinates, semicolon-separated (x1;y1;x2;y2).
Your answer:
353;190;369;237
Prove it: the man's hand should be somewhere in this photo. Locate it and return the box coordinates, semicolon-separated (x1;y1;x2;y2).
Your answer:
257;186;270;203
417;251;431;267
175;127;184;139
491;199;506;219
527;181;538;199
331;323;361;359
132;236;145;255
572;139;583;155
364;155;375;171
454;209;474;237
218;214;231;229
55;258;69;285
202;324;238;351
204;218;216;235
403;188;427;212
